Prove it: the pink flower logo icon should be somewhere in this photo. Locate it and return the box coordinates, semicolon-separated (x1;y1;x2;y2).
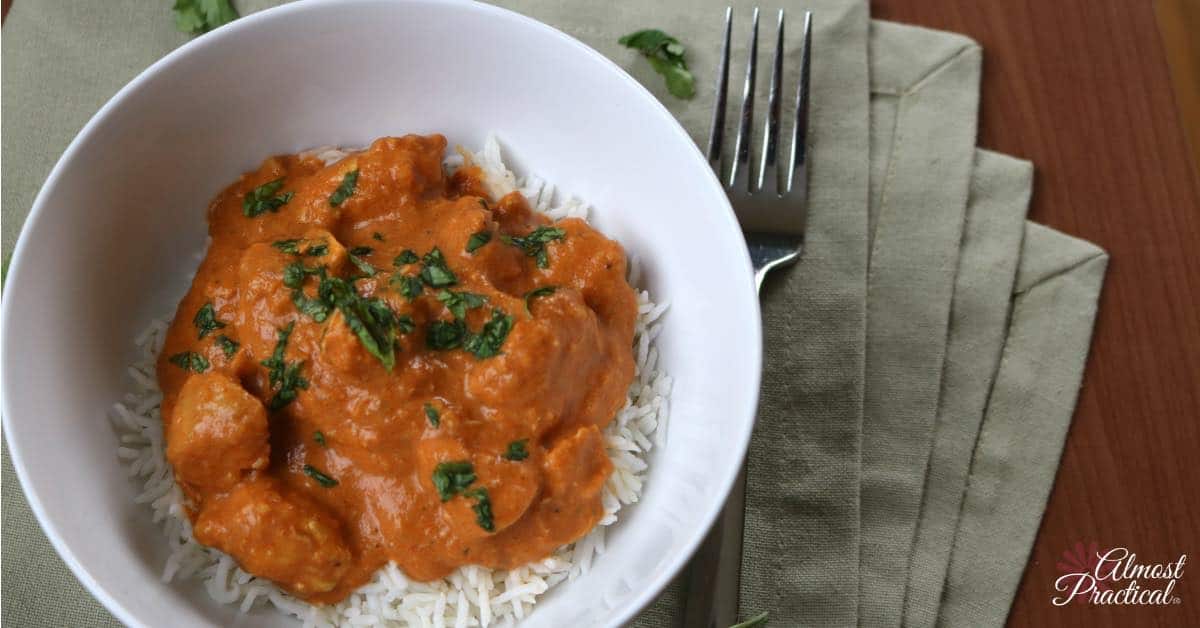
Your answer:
1056;541;1111;604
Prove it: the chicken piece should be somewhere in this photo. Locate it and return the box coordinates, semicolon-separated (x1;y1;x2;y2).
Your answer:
465;288;603;412
193;478;352;597
166;373;269;491
417;436;540;541
318;310;372;376
235;230;348;360
537;425;612;542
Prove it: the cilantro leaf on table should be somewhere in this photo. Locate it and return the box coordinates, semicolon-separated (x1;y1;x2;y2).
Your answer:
173;0;239;36
618;29;696;99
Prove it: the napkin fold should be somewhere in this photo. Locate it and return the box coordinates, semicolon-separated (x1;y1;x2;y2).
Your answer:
861;21;981;627
903;149;1032;627
937;224;1107;627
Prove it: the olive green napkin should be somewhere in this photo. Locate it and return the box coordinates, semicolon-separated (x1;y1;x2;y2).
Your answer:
936;223;1107;627
861;21;981;627
902;149;1032;627
862;20;1107;628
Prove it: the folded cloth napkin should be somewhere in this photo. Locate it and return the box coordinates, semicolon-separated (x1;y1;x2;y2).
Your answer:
0;2;1106;628
937;224;1107;627
903;149;1032;627
861;21;981;627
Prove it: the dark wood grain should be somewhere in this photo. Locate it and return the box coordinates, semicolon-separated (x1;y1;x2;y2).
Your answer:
871;1;1200;626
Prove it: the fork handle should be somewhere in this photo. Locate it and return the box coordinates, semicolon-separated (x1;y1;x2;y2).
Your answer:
683;462;749;628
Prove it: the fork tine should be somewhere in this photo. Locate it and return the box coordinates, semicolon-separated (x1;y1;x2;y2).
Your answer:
728;7;759;190
757;9;784;194
706;7;733;176
786;11;812;196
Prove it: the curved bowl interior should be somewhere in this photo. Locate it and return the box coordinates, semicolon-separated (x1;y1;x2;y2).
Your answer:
0;1;762;626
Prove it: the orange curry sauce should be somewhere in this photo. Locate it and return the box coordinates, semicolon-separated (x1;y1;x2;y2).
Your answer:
156;135;637;603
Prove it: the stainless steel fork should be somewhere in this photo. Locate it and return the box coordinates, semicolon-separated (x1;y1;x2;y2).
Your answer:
683;7;812;627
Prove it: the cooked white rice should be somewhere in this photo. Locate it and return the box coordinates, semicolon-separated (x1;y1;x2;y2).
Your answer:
110;136;671;627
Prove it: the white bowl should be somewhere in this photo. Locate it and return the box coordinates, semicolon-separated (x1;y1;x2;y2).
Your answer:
0;1;761;626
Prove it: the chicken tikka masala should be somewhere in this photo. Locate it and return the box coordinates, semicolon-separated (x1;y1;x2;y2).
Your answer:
156;134;637;603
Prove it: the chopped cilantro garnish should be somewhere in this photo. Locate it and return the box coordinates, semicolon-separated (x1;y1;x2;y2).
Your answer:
275;239;329;257
215;334;239;358
393;250;419;266
524;286;557;313
319;276;402;370
431;461;476;502
328;169;359;207
291;288;332;322
349;246;373;256
302;464;338;488
426;319;468;350
464;309;514;359
260;322;308;410
168;351;209;373
436;289;486;320
243;178;294;217
465;231;492;253
272;239;301;254
314;431;327;447
348;253;376;277
192;302;226;339
372;232;385;242
282;262;323;289
503;440;529;461
501;226;566;268
392;274;424;300
420;247;457;287
464;487;495;532
424;403;441;427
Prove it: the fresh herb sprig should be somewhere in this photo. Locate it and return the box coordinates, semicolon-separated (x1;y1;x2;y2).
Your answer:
173;0;238;35
618;29;696;99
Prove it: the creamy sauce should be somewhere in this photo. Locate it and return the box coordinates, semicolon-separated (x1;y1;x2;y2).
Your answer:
157;135;636;603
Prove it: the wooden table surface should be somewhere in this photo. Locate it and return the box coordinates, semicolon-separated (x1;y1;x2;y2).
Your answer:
871;1;1200;626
